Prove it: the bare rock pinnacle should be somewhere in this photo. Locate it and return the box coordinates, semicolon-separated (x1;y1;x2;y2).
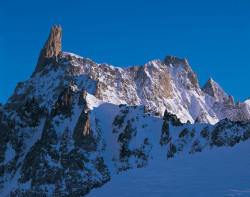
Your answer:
32;25;62;77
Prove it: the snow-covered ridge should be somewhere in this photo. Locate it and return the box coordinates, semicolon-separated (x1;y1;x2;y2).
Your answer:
62;52;83;59
6;49;250;125
4;26;249;124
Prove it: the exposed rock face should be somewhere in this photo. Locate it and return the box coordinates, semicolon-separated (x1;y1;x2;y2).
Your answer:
164;55;199;89
202;78;228;102
78;87;87;107
51;87;74;118
200;78;250;121
164;55;189;70
228;95;235;105
127;60;173;107
32;25;62;77
73;112;91;138
236;100;242;107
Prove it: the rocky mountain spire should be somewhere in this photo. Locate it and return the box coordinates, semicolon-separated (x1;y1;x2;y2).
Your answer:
202;78;228;102
31;25;62;77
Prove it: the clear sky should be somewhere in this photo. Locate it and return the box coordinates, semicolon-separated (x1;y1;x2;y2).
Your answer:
0;0;249;104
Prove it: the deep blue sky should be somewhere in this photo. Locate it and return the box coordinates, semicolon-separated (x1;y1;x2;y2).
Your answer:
0;0;249;104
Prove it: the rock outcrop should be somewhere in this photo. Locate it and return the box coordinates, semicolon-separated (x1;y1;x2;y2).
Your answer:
32;24;62;77
164;55;199;89
202;78;228;102
164;55;189;69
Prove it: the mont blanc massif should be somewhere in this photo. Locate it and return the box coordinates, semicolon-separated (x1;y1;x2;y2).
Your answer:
1;25;250;197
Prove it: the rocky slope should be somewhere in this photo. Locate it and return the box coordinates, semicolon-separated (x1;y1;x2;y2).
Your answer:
0;25;250;196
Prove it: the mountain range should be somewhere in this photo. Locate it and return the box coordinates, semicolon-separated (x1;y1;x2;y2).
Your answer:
0;25;250;196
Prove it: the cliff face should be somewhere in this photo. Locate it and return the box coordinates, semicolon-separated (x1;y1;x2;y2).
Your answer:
1;25;250;196
32;25;62;77
202;78;229;102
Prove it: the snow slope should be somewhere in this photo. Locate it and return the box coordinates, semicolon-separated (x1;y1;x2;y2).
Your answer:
88;140;250;197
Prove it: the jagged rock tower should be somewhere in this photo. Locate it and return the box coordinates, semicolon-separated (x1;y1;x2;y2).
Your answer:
32;24;62;77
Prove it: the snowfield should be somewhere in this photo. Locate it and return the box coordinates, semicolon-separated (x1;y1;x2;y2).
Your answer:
88;140;250;197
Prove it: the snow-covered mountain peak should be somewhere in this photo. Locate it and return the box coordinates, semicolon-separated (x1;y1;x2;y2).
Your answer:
202;77;229;102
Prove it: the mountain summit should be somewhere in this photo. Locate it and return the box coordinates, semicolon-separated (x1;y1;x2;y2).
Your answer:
202;77;229;102
32;24;62;77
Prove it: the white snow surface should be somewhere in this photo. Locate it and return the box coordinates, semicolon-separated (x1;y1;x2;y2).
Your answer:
62;52;83;59
88;140;250;197
4;143;16;164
